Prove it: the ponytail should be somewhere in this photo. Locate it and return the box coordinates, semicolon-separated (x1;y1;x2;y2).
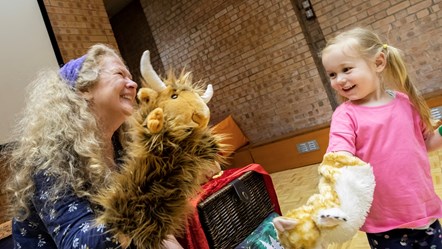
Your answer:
384;45;433;132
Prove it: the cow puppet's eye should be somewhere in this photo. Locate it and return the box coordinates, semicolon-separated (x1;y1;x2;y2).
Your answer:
171;94;178;99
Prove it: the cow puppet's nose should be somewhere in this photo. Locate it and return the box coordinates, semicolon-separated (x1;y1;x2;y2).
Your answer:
192;111;209;128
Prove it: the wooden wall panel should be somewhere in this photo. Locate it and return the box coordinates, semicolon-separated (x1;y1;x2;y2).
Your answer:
249;127;329;173
427;93;442;109
227;148;255;169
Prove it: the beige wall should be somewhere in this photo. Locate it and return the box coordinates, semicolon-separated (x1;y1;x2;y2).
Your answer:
0;1;58;144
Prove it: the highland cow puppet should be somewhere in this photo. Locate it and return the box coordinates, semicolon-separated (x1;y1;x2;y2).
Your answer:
94;51;226;249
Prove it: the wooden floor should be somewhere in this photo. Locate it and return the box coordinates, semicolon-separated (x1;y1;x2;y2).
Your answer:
270;149;442;249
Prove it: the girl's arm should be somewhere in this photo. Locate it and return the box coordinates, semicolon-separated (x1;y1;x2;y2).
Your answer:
425;125;442;152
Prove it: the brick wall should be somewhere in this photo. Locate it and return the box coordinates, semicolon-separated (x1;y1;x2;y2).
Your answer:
44;0;442;145
43;0;118;61
139;0;334;144
134;0;442;144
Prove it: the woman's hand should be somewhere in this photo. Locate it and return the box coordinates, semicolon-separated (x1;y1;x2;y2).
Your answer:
161;235;184;249
118;234;132;249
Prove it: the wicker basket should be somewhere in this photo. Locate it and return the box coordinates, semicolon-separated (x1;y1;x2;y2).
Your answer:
197;171;275;249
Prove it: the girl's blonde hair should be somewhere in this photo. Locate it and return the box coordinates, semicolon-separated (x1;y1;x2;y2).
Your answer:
6;44;127;220
322;27;433;132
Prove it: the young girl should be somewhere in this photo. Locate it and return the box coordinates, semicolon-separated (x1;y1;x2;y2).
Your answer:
321;27;442;248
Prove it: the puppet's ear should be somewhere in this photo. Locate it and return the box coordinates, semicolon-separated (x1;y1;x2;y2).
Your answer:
137;88;158;103
273;217;298;232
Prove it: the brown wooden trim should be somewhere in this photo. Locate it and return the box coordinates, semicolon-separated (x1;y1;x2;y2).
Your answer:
249;122;330;148
226;148;255;169
426;93;442;108
249;127;329;173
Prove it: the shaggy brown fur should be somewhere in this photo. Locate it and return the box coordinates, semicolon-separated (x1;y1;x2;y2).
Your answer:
93;53;225;249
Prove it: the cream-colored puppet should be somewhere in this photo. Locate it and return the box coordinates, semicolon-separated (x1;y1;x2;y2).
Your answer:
273;152;375;249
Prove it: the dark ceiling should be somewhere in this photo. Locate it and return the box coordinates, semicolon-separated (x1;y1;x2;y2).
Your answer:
103;0;134;17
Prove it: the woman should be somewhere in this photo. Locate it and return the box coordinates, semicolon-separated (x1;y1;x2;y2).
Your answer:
6;44;183;248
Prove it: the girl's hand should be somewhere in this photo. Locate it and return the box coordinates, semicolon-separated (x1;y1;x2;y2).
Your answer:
425;125;442;152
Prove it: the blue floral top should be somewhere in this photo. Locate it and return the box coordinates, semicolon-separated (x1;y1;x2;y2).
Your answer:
12;171;125;249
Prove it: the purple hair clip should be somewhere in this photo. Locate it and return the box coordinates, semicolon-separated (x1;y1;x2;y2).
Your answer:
59;55;87;87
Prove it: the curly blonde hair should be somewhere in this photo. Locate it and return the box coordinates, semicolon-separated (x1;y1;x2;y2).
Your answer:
6;44;128;221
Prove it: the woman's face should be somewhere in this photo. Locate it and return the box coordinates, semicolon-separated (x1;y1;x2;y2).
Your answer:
86;55;137;125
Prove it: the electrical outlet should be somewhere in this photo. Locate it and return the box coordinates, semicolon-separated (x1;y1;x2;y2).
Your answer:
296;139;320;153
431;106;442;121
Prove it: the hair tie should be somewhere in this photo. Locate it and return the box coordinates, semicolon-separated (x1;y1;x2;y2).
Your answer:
59;55;87;87
383;44;388;49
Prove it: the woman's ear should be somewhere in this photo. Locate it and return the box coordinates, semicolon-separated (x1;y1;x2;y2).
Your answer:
80;90;94;101
375;52;387;72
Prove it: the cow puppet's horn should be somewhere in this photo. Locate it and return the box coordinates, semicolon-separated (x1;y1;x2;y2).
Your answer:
140;50;166;92
201;84;213;103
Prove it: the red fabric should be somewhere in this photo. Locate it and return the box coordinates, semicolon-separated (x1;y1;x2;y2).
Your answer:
178;164;281;249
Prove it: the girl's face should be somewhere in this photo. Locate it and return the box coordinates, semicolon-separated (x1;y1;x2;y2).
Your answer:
86;55;138;125
322;42;385;105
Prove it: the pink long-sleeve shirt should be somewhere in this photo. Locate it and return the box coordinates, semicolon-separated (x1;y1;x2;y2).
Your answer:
327;91;442;233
